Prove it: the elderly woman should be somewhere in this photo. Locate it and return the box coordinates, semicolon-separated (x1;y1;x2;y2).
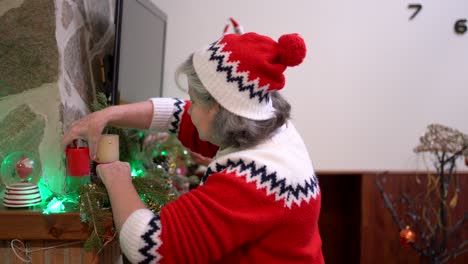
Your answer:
62;31;323;264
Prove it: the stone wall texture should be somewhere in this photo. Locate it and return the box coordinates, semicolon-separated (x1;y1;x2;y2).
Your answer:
57;0;115;132
0;0;115;193
0;0;58;98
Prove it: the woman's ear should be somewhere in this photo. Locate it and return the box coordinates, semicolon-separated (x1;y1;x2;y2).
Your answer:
210;101;220;114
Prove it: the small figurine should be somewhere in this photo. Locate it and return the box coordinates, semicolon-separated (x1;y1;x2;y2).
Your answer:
15;155;33;182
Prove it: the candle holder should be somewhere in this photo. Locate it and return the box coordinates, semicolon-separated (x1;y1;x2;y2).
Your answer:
65;146;91;193
95;134;120;164
90;134;120;184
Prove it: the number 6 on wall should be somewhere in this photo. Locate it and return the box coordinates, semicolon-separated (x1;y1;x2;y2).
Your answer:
454;19;467;34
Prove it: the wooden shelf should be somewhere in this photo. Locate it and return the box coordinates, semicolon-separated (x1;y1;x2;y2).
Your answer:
0;203;89;241
0;203;121;263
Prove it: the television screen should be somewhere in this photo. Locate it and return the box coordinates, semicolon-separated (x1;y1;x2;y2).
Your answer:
111;0;167;105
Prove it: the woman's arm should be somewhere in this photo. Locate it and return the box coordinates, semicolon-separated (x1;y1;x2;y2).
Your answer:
149;98;219;158
96;161;146;232
106;101;154;129
62;101;154;159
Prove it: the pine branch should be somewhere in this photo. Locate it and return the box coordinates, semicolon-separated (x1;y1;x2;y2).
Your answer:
86;193;102;249
91;92;110;112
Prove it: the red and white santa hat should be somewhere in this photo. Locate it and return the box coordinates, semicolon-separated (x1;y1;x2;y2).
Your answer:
193;25;307;120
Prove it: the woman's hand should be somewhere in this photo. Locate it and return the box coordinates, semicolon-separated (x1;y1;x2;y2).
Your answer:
96;161;132;188
62;101;155;159
95;161;145;232
61;108;112;159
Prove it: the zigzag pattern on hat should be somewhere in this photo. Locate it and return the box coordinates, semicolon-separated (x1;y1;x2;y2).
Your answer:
208;41;271;104
139;215;163;263
169;99;184;134
202;158;320;208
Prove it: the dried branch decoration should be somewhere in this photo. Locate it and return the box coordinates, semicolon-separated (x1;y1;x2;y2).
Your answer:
376;123;468;264
414;123;468;154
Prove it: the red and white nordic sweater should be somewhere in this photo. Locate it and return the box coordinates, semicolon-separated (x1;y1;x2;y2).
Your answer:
119;98;324;264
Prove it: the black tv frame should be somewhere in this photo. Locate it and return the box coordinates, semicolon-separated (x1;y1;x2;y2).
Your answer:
110;0;167;105
110;0;123;105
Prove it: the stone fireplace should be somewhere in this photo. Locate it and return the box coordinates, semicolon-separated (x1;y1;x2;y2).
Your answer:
0;0;115;193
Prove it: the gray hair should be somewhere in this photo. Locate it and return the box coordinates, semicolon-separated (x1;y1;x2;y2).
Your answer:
176;54;291;149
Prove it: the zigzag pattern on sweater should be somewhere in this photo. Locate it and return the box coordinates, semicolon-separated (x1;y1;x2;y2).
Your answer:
169;99;184;134
203;158;320;208
139;215;163;263
208;41;271;103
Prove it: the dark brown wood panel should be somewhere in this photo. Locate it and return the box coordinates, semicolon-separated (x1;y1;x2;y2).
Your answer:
318;174;361;264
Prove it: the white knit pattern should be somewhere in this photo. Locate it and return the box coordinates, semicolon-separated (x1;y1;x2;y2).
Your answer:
205;122;320;208
120;209;163;263
224;164;319;208
149;98;185;132
193;41;275;120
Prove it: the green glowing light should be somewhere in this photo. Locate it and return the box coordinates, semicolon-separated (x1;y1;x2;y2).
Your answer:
132;168;145;177
43;197;65;214
38;178;53;199
42;196;79;214
161;151;167;156
129;159;146;177
131;168;145;177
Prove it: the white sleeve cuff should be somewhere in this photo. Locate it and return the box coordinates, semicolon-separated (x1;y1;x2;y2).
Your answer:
148;98;178;131
119;209;162;263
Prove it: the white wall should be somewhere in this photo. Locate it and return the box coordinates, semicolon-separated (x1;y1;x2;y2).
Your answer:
150;0;468;172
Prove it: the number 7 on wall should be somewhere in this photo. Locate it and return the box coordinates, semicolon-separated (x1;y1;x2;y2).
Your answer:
408;3;422;20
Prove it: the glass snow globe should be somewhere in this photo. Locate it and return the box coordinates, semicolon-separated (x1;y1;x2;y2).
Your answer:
1;151;42;208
